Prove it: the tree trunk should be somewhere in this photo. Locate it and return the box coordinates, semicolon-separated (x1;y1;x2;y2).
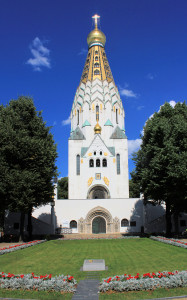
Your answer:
19;212;25;242
28;209;33;241
166;200;172;237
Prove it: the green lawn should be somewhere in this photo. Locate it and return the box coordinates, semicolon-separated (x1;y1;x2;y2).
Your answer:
0;238;187;299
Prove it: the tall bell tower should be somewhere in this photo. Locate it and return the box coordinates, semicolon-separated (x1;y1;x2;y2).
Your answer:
68;15;129;199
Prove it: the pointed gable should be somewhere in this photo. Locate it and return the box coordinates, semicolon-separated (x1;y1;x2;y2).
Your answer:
84;134;115;157
69;127;85;140
110;126;127;139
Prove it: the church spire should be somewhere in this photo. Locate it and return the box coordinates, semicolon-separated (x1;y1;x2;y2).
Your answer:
80;15;114;84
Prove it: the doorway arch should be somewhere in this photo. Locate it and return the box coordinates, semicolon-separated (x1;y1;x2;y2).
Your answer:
87;185;110;199
92;216;106;234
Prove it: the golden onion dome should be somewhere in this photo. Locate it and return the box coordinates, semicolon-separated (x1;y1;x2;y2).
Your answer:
94;121;102;134
87;28;106;48
87;14;106;48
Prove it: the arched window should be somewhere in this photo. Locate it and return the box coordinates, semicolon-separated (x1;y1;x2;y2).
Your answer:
103;159;107;167
94;69;100;75
94;62;99;68
89;159;94;167
116;108;118;124
116;154;120;174
96;105;99;121
95;56;98;61
76;154;80;175
70;220;77;228
121;219;129;227
95;51;98;55
96;159;100;167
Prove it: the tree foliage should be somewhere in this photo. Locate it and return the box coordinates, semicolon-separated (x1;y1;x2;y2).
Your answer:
132;102;187;235
57;177;68;199
0;97;58;238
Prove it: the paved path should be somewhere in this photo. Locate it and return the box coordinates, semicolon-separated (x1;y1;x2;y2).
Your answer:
72;279;99;300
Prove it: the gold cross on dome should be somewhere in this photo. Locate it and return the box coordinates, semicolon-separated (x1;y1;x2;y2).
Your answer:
92;14;100;28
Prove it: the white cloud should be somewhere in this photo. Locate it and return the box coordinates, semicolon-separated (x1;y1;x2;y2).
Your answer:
168;100;177;108
26;37;51;71
62;116;71;126
120;88;137;98
78;48;87;55
128;139;142;156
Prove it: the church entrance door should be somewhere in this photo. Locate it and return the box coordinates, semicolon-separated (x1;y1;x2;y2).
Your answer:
92;216;106;234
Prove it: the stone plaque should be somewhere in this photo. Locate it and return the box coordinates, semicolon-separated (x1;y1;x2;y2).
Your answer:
83;259;106;271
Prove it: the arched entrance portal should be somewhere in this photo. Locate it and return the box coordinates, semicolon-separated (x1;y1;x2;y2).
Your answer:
92;216;106;234
87;185;110;199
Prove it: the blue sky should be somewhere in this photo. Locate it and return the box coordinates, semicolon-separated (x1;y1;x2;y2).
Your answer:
1;0;187;178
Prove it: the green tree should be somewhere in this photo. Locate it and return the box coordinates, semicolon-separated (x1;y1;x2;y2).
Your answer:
57;177;68;199
0;97;58;240
132;102;187;235
129;170;140;198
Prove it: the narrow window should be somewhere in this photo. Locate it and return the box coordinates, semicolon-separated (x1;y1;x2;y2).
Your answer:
96;159;100;167
76;155;80;175
95;56;98;61
94;151;96;156
121;219;129;227
96;105;99;121
116;154;120;174
94;69;100;75
77;109;79;125
103;159;107;167
116;108;118;124
70;220;77;228
89;159;94;167
100;151;102;155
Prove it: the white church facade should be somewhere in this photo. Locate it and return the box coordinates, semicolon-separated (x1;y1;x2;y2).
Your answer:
32;16;176;235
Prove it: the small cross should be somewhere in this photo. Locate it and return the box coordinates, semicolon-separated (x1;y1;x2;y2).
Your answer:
92;14;100;28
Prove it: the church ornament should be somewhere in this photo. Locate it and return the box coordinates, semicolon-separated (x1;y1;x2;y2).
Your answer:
104;152;108;156
103;176;109;186
88;177;94;186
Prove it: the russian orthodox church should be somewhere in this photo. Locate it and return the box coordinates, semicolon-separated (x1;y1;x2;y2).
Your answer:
31;16;184;236
68;15;129;200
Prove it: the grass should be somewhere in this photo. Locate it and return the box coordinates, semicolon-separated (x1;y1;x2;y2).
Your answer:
0;238;187;299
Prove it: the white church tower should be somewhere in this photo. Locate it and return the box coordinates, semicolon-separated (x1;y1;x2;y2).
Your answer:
68;15;129;200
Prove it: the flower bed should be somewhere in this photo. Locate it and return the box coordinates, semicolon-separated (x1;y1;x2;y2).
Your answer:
99;270;187;292
0;272;76;293
0;240;46;255
150;236;187;249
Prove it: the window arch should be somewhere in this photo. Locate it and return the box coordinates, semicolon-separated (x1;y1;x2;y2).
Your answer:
96;159;100;167
103;159;107;167
70;220;77;228
77;109;79;125
121;219;129;227
116;108;118;124
96;105;99;121
116;154;120;174
94;62;99;68
76;154;80;175
94;69;100;75
89;159;94;167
